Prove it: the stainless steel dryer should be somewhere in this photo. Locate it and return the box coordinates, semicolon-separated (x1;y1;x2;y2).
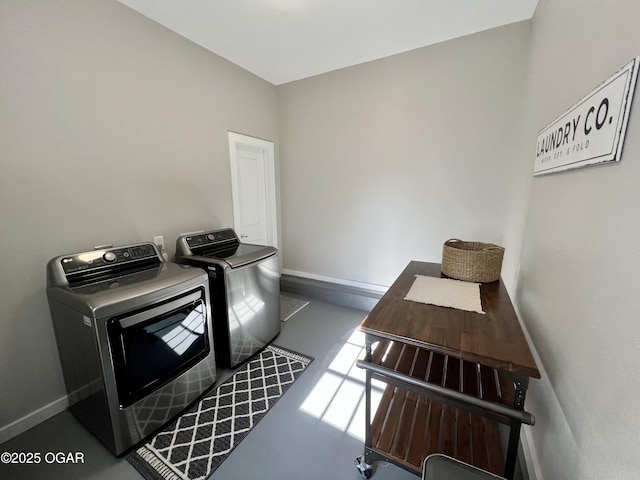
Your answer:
175;228;280;368
46;243;217;455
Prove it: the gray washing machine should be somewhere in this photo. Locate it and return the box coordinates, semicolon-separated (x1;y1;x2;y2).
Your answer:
46;242;217;455
175;228;280;368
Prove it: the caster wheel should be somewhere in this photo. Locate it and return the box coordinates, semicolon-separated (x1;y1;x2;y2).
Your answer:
354;455;373;479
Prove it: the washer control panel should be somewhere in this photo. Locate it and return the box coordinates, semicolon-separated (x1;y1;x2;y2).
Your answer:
61;243;159;275
185;229;238;250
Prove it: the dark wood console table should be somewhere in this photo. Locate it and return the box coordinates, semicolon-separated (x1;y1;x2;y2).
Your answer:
355;261;540;479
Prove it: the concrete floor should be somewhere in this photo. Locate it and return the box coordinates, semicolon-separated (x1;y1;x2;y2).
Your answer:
0;297;418;480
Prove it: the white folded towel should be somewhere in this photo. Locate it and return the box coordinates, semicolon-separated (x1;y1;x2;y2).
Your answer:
404;275;485;314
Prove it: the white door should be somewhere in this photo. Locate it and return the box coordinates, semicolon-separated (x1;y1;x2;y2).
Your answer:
228;132;277;247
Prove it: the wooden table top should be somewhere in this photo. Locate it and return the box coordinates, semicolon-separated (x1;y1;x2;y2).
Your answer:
359;261;540;379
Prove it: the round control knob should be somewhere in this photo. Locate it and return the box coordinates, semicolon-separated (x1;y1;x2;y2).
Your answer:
103;251;117;263
207;234;215;241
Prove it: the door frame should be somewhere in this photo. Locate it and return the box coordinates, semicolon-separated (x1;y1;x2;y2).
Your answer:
227;131;278;248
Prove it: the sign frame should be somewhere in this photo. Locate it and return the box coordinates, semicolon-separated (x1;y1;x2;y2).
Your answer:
533;57;639;176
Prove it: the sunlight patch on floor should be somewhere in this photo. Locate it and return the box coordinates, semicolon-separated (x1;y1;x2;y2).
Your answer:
300;329;384;441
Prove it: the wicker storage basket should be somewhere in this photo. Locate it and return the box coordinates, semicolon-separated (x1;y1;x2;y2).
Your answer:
441;239;505;283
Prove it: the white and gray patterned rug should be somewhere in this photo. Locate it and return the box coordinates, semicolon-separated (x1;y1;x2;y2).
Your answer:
280;295;309;322
128;345;313;480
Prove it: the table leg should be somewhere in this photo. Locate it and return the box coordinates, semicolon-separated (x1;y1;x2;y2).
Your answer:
503;375;530;480
364;337;373;447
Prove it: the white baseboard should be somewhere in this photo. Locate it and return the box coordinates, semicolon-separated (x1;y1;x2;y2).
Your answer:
0;395;68;445
281;268;389;293
520;428;540;480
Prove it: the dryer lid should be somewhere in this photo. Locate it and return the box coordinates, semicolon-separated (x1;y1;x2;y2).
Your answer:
46;262;208;318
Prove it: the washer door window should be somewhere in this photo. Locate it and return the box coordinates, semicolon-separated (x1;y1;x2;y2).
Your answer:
108;288;210;407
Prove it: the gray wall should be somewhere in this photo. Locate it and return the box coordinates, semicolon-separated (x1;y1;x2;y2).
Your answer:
0;0;278;440
510;0;640;478
277;22;532;288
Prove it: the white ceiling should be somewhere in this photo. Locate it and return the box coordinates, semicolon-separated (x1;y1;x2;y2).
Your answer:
118;0;538;85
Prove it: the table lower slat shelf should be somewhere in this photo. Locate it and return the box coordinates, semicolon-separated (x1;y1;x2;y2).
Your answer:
370;384;505;477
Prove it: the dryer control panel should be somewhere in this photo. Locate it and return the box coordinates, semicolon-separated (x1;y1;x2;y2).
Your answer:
60;244;159;276
46;244;164;288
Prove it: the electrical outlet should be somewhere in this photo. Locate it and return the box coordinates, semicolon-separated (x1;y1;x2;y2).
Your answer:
153;235;165;251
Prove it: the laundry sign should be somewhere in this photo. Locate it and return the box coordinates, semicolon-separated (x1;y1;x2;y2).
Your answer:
534;57;639;176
